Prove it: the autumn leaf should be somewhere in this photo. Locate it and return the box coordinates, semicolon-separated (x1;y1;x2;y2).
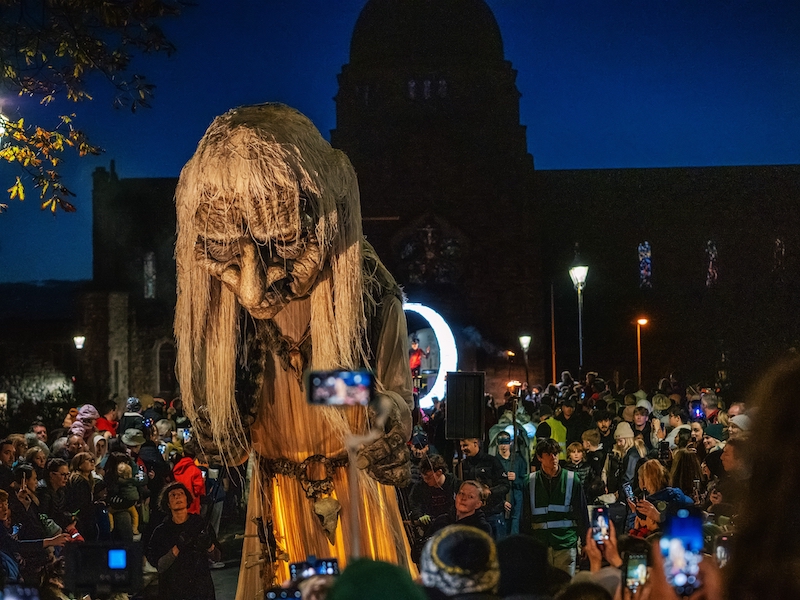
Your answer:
7;177;25;201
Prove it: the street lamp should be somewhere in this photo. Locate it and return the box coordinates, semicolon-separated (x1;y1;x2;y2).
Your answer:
636;318;648;389
73;335;86;350
518;335;531;384
569;259;589;376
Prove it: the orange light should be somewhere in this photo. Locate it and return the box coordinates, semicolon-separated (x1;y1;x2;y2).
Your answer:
506;350;515;357
637;318;648;326
507;380;522;388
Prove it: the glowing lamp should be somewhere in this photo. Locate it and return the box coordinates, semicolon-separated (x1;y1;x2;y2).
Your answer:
403;302;458;409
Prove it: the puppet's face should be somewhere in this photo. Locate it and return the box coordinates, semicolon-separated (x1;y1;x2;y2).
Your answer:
194;188;324;320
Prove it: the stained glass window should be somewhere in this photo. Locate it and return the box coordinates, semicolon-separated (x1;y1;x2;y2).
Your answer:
638;241;652;289
705;241;718;288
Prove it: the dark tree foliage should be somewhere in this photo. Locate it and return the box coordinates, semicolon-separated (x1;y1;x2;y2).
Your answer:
0;0;185;213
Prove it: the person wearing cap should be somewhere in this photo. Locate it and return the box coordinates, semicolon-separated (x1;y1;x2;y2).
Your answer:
408;337;430;379
603;422;647;505
534;405;567;460
522;437;588;576
556;397;591;447
703;424;727;454
119;397;145;435
592;409;616;453
728;414;751;440
419;524;500;599
495;432;526;538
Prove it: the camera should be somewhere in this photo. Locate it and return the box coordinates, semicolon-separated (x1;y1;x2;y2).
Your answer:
64;542;142;597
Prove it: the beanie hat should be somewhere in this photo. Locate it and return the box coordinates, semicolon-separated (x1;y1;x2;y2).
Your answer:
126;397;141;413
730;414;751;431
327;559;426;600
704;424;727;442
614;422;634;440
421;525;499;596
77;404;100;422
68;421;87;438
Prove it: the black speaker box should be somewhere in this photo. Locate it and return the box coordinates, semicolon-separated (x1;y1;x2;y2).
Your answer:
445;371;485;440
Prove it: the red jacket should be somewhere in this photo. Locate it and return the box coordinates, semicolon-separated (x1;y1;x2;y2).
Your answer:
96;416;118;436
173;457;205;514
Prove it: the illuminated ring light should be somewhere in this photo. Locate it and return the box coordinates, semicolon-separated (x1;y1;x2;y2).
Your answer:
403;302;458;409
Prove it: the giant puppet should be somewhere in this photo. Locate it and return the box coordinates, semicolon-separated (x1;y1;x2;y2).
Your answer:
174;104;414;598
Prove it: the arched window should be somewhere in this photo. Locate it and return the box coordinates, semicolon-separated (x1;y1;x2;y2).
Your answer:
423;80;431;100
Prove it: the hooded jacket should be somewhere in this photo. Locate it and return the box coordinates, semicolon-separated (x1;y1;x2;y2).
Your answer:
172;458;205;514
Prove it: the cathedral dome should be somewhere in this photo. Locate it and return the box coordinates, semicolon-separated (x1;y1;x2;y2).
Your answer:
349;0;505;68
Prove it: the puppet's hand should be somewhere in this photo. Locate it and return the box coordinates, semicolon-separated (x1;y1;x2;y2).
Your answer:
356;397;411;486
193;405;251;466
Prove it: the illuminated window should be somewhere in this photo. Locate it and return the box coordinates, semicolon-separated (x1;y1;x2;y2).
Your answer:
705;241;718;288
408;80;416;99
144;252;156;299
423;80;431;100
638;241;652;289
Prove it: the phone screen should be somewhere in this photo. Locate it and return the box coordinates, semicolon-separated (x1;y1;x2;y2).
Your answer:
623;482;635;502
714;534;732;567
658;441;671;460
625;552;648;590
589;505;610;543
660;508;703;596
306;370;374;406
289;561;314;582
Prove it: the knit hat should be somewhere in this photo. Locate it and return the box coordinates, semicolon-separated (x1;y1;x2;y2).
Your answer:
730;414;751;431
77;404;100;422
704;424;727;442
614;421;634;440
126;397;141;413
327;559;425;600
68;421;88;438
420;525;499;596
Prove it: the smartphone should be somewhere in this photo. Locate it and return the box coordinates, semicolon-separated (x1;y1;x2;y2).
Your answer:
264;588;301;599
622;482;635;503
589;505;610;543
714;533;733;567
290;557;339;581
624;552;648;591
658;440;671;461
179;428;191;442
306;370;374;406
158;442;167;456
659;507;704;596
289;561;315;582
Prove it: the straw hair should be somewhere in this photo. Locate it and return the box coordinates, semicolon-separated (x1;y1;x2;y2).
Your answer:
175;103;368;453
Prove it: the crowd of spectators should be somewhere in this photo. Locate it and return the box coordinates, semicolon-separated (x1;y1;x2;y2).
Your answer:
0;395;233;599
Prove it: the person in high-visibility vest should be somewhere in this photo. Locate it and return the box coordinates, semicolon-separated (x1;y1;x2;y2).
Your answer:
522;438;589;576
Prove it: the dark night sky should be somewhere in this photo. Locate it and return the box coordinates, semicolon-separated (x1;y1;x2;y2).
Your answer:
1;0;799;282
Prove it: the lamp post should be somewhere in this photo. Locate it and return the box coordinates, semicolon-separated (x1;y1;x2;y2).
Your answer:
636;318;648;389
569;260;589;376
518;335;531;385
